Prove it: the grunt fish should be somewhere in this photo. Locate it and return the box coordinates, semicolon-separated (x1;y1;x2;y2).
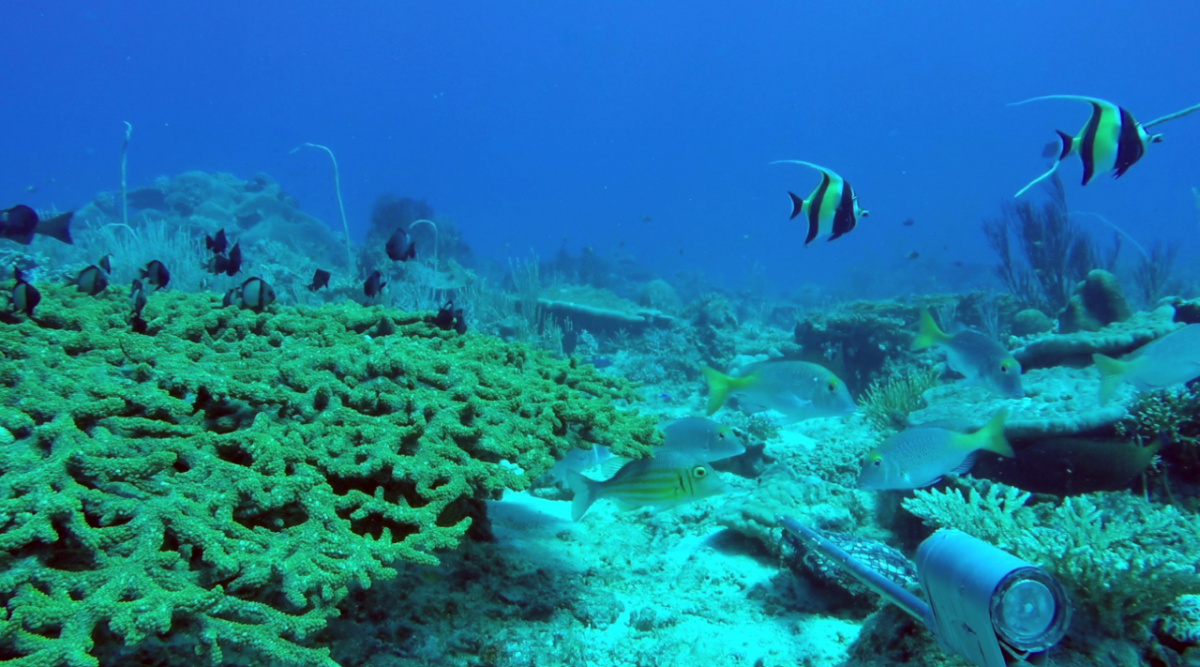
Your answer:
659;417;745;463
567;450;724;521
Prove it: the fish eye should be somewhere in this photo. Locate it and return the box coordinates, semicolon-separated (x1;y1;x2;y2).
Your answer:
1000;362;1009;373
827;380;838;393
873;459;882;466
691;466;707;478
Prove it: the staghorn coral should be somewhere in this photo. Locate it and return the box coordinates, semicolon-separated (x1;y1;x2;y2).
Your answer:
903;482;1200;639
0;284;657;666
1118;385;1200;449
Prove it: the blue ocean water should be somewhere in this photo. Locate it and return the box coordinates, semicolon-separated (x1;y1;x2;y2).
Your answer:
5;0;1197;293
5;4;1200;666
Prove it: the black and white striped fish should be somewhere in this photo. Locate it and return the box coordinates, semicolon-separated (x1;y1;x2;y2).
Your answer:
1010;95;1162;198
771;160;868;245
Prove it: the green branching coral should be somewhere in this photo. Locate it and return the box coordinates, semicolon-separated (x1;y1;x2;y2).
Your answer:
859;367;939;432
904;482;1200;639
1117;385;1200;448
0;285;658;666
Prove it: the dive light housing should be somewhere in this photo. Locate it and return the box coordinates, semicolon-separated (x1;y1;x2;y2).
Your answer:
777;516;1070;667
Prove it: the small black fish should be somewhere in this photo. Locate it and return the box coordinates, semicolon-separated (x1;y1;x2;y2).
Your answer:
204;255;229;275
139;260;170;290
222;288;236;308
901;218;915;227
0;205;74;245
130;279;147;317
205;228;228;254
224;242;242;277
11;267;40;316
98;254;113;274
237;277;276;312
72;264;109;295
385;228;416;261
130;314;149;334
363;270;386;298
427;300;467;335
907;251;920;260
308;268;331;292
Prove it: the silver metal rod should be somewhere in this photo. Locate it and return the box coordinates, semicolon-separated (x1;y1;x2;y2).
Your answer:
777;515;934;628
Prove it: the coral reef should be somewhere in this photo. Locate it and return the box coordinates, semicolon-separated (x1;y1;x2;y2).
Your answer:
791;301;917;395
858;368;939;433
903;482;1200;641
1013;306;1182;370
537;284;674;334
0;285;656;665
1058;269;1132;334
1011;308;1054;336
908;365;1131;439
636;279;682;315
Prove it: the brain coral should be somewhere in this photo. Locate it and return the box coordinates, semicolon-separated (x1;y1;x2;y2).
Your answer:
0;285;657;666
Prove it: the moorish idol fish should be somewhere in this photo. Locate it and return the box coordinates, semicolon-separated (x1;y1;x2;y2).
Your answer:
771;160;868;245
1010;95;1200;198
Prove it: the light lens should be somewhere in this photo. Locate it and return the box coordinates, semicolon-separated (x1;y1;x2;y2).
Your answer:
991;568;1069;652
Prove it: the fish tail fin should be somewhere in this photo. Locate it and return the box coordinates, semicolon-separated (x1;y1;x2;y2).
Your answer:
911;308;952;351
566;469;600;521
1054;130;1075;160
701;366;753;416
36;211;73;245
787;191;805;220
1093;353;1129;404
972;408;1014;457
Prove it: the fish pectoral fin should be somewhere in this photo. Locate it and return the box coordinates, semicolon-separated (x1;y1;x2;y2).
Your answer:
612;499;643;513
948;451;979;477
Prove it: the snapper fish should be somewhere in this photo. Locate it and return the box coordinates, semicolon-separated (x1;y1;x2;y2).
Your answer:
771;160;868;245
659;417;745;463
911;309;1023;399
702;360;856;423
566;450;724;521
1093;324;1200;403
858;409;1013;490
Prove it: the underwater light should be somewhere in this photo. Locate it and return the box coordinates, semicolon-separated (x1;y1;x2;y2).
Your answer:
777;516;1070;667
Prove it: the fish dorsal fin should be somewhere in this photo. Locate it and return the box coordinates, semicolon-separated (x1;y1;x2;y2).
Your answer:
1007;94;1120;113
599;456;631;480
770;160;846;184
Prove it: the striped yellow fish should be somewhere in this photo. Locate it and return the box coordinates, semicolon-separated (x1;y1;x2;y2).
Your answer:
771;160;869;245
1010;95;1162;198
566;450;725;521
